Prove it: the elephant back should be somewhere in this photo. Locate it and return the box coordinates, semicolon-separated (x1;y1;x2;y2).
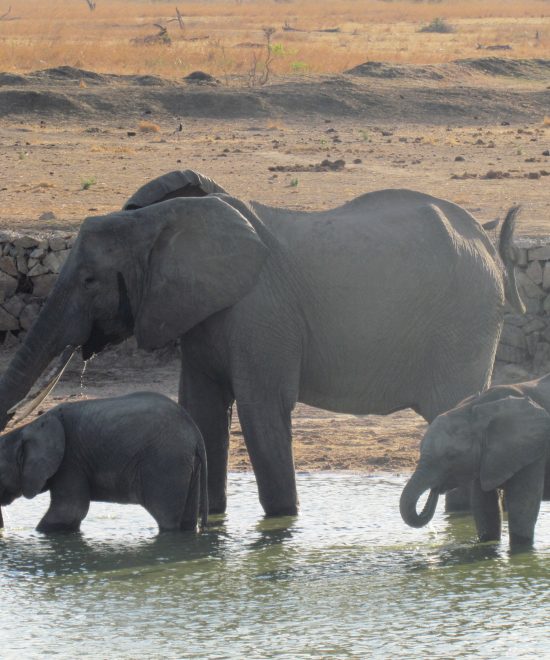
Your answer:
123;170;228;210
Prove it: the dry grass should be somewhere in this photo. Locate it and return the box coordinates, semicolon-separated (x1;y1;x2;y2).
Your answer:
138;119;161;133
0;1;548;79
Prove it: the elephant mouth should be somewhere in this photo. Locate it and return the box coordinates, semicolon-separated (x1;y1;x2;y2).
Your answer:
82;322;130;360
82;272;135;360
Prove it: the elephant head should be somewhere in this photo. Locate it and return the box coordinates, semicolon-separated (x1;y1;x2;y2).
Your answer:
0;193;268;429
0;414;65;506
400;392;550;528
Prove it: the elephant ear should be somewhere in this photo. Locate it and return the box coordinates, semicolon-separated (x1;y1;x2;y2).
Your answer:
123;170;228;210
135;196;269;349
472;395;550;492
20;414;65;499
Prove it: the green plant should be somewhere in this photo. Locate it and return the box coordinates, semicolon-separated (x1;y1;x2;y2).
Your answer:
359;129;370;142
418;17;454;34
81;177;97;190
291;60;308;72
290;177;299;187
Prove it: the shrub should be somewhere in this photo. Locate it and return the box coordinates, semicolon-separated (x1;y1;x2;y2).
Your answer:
418;17;454;34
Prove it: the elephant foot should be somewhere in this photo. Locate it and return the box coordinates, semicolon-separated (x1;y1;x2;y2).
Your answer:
263;504;299;518
445;486;471;513
509;532;534;550
36;520;81;533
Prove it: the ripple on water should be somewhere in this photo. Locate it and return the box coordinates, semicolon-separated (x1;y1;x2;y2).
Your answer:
0;473;548;658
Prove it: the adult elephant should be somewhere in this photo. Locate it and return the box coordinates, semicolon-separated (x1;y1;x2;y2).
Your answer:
0;170;524;516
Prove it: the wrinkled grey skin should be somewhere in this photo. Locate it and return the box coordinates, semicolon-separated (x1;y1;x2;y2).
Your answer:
400;378;550;547
0;392;207;532
0;170;523;517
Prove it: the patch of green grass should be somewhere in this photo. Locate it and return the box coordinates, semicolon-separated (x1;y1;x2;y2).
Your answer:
81;177;97;190
289;177;299;187
359;129;371;142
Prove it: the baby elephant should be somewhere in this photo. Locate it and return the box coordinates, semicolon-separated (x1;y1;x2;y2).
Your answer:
0;392;207;533
400;376;550;547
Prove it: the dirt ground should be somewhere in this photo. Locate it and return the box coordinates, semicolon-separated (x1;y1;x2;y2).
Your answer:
0;59;549;474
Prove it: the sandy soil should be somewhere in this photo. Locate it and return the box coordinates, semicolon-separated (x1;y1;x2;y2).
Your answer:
0;60;548;474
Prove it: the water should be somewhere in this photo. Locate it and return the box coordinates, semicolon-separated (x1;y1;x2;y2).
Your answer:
0;473;548;659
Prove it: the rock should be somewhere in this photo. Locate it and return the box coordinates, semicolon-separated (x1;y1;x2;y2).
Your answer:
31;274;57;298
29;247;46;259
528;245;550;260
533;342;550;374
0;255;18;277
499;323;526;350
13;235;38;249
516;248;528;267
2;294;25;318
0;271;18;303
38;211;56;221
2;331;20;348
526;259;543;284
543;295;550;314
0;306;19;331
542;263;550;291
49;237;66;251
42;251;62;273
517;271;544;301
56;249;70;269
492;362;529;384
19;303;41;331
27;262;49;277
496;343;527;364
66;235;76;248
16;255;27;275
525;331;540;357
503;313;528;328
523;317;546;334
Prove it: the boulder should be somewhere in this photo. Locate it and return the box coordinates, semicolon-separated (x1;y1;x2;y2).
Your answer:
526;259;543;285
19;303;41;330
495;343;527;364
0;255;18;277
2;294;25;318
31;274;57;298
528;245;550;261
49;237;66;251
13;236;38;249
0;271;18;303
499;323;527;350
0;306;19;331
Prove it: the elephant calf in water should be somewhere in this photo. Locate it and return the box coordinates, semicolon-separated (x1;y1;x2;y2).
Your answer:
400;375;550;547
0;392;207;533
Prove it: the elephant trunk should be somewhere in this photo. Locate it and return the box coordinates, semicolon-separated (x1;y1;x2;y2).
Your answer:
0;282;89;431
400;470;440;528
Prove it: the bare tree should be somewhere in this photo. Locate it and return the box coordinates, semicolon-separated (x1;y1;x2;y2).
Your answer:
176;7;184;30
84;0;96;11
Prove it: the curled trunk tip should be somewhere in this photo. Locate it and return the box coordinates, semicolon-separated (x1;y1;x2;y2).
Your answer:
400;472;440;528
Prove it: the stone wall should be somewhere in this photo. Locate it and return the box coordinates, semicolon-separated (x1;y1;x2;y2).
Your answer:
1;230;550;380
495;241;550;381
0;232;74;347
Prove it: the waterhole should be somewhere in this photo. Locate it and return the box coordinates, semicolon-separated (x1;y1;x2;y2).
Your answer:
0;473;548;658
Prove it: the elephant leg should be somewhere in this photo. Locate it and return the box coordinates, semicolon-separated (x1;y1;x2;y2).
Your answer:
179;359;234;515
237;400;298;517
142;462;194;532
37;480;90;533
505;460;545;548
471;480;502;542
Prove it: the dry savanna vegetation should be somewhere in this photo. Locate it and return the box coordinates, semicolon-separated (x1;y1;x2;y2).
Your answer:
0;0;548;80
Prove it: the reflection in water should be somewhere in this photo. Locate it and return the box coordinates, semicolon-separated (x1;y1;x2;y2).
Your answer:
0;473;548;658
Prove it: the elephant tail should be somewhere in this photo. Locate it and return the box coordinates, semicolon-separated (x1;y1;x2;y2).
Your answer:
196;439;209;530
498;206;525;314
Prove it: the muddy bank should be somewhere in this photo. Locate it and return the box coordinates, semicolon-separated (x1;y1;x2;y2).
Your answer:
1;58;549;124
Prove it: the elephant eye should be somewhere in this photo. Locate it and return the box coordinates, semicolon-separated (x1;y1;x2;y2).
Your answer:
82;275;96;289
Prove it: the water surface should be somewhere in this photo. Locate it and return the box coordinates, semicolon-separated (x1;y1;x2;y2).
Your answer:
1;473;548;658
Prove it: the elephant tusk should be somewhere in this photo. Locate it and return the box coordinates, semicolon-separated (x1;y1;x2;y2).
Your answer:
6;346;77;426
